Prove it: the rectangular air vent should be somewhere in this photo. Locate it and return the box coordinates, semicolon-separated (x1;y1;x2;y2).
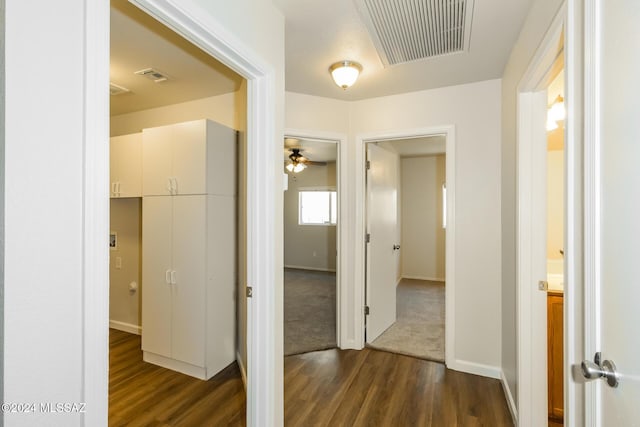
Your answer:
109;82;130;96
355;0;475;66
134;68;170;83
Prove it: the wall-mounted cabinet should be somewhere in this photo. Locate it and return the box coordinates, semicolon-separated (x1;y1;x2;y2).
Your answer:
142;120;236;196
110;133;142;198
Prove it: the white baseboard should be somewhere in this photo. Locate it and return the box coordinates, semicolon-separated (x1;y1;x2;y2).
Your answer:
447;359;501;379
109;320;141;335
500;370;518;425
236;350;247;390
284;264;336;273
339;339;363;350
401;275;445;282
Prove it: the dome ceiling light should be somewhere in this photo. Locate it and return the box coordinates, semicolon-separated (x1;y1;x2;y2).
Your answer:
329;60;363;89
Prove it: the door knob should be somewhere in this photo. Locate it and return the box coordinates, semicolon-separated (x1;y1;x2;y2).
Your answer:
581;352;619;387
393;244;401;250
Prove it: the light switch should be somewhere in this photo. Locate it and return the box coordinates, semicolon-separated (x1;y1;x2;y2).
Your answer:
115;257;122;270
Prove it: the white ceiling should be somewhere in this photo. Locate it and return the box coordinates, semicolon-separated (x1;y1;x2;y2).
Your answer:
284;137;338;162
273;0;533;100
110;0;243;116
380;135;446;157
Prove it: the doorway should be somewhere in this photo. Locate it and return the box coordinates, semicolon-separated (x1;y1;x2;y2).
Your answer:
356;127;455;366
108;0;247;423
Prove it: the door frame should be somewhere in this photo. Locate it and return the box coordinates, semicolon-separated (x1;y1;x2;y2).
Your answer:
353;126;456;367
283;129;348;347
516;2;586;425
84;0;279;424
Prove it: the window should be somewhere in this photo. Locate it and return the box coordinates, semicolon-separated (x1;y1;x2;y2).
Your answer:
299;190;337;225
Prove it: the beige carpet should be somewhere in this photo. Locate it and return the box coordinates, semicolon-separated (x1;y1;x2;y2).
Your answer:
369;279;445;362
284;268;336;356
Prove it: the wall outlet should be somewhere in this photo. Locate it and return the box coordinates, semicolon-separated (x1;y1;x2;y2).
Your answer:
115;257;122;270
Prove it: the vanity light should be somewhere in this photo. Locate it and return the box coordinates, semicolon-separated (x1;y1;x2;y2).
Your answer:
329;60;363;89
548;95;565;122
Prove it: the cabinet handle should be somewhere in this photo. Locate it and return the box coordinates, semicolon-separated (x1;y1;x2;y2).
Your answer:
117;181;122;196
167;178;173;195
170;270;177;285
172;177;178;195
111;182;117;197
165;269;171;285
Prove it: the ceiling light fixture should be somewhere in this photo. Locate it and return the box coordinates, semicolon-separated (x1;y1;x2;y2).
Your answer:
329;60;363;89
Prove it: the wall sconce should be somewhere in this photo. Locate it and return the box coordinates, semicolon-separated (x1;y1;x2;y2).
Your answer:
546;95;565;131
329;60;363;89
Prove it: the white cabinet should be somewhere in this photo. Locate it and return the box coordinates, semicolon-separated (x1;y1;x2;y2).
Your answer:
110;133;142;198
141;119;236;380
142;119;236;196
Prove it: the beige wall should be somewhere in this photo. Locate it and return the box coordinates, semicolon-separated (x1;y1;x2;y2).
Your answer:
401;155;446;281
110;198;142;330
284;162;337;271
500;0;565;405
547;150;564;260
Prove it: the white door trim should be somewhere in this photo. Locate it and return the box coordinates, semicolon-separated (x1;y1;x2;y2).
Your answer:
85;0;280;425
515;3;589;426
353;126;456;367
284;128;348;348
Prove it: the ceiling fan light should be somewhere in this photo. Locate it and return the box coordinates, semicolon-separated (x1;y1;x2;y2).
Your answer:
293;163;306;173
329;60;362;89
286;163;295;172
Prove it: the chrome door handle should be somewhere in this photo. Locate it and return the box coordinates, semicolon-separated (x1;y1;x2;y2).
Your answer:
581;352;619;387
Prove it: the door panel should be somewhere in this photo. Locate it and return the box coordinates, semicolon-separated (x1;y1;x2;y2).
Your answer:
141;196;173;357
142;125;172;196
366;143;399;342
171;195;207;366
597;0;640;421
172;120;207;195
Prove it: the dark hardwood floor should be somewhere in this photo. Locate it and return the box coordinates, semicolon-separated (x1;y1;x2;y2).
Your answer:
110;329;513;426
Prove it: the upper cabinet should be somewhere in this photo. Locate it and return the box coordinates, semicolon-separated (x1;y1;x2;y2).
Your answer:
110;133;142;198
142;119;237;197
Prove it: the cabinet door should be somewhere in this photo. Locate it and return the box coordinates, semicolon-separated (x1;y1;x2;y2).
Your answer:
547;294;564;421
171;195;206;366
141;196;173;357
110;133;142;198
143;126;173;196
172;120;207;195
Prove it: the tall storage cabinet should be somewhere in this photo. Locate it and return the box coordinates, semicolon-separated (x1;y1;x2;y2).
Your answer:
141;119;237;380
110;132;142;198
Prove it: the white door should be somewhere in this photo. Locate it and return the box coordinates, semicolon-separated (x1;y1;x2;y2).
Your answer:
110;133;142;198
590;0;640;421
366;143;399;342
143;125;173;196
172;120;207;195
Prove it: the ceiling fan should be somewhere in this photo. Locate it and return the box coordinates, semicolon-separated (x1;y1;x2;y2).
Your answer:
285;148;326;173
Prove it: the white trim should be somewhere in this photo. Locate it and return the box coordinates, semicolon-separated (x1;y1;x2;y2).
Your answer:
143;351;210;380
284;265;336;273
515;5;567;426
500;370;519;426
353;126;456;367
84;0;280;424
401;275;445;282
236;350;247;389
109;320;141;335
284;128;348;349
82;0;110;425
446;359;501;379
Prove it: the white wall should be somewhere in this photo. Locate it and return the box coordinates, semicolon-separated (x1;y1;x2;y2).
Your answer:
401;155;446;281
284;163;337;271
547;150;564;260
109;198;142;332
500;0;565;406
286;78;503;373
3;0;284;425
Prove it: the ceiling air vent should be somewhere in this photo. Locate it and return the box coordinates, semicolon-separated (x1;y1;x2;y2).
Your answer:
109;82;130;96
354;0;475;66
134;68;170;83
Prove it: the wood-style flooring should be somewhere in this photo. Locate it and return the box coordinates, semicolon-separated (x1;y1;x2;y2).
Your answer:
110;329;513;426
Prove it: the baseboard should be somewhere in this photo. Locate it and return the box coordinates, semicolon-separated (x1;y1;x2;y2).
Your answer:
285;264;336;273
401;275;445;282
236;350;247;390
338;339;363;350
500;370;518;425
109;320;141;335
447;359;501;379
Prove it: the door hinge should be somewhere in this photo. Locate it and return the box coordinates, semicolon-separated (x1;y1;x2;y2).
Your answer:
246;286;253;298
365;233;371;243
364;306;370;315
366;160;371;170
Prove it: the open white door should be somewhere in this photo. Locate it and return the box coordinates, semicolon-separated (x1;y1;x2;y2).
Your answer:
584;0;640;422
365;143;399;342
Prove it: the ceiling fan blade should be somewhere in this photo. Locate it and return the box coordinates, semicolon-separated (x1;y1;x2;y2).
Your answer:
302;160;327;166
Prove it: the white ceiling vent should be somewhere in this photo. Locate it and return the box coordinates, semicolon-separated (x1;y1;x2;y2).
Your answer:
355;0;475;66
134;68;170;83
109;82;130;96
